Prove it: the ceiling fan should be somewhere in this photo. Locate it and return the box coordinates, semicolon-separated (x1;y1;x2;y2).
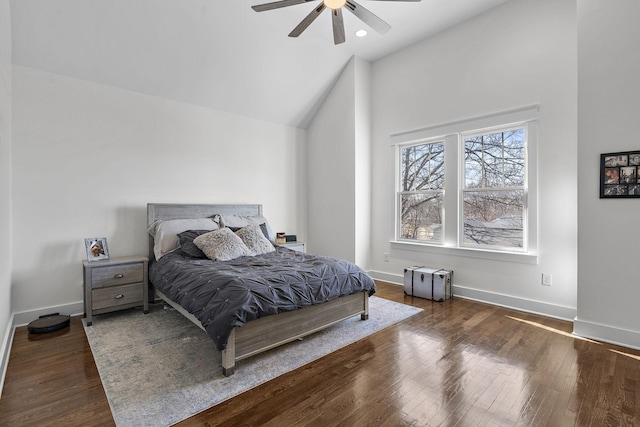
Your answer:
252;0;421;45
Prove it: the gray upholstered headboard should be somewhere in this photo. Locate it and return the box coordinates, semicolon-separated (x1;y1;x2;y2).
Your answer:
146;203;263;262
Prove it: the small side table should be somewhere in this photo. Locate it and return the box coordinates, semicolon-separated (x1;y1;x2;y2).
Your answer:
281;242;305;253
83;256;149;326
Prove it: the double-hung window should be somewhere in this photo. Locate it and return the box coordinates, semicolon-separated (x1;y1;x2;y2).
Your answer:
393;106;538;260
462;126;527;250
398;141;445;243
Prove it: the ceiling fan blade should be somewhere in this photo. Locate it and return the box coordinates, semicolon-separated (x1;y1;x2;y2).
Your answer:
332;8;346;45
345;1;391;34
252;0;316;12
289;3;326;38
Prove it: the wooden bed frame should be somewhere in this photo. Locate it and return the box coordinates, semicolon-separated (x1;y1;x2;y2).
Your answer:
147;203;369;376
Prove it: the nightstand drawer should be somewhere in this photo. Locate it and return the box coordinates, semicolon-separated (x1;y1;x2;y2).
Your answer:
91;263;144;288
92;283;144;310
83;256;149;326
281;242;305;253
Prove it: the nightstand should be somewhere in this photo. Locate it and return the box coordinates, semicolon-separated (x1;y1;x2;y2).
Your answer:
83;256;149;326
281;242;305;253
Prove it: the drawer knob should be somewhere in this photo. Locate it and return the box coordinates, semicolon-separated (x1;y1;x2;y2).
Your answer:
113;274;124;279
114;294;124;299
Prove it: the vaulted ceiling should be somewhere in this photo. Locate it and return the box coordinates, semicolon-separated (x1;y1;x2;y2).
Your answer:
11;0;509;128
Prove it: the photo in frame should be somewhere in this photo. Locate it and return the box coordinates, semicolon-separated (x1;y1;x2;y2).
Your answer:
85;237;110;262
600;151;640;198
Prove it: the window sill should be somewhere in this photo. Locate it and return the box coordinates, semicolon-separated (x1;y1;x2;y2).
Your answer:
390;241;538;265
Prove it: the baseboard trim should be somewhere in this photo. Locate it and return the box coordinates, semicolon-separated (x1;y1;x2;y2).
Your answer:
573;318;640;351
0;301;84;398
0;314;15;398
367;270;576;321
13;301;84;327
453;285;576;321
368;270;402;285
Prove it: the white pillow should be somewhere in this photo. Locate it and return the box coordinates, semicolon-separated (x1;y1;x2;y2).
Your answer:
148;218;218;260
193;228;253;261
219;214;276;242
235;224;275;256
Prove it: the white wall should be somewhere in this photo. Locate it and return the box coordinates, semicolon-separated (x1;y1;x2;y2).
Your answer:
307;58;357;261
575;0;640;348
11;66;307;314
0;0;13;393
306;57;372;265
369;0;578;319
354;58;372;268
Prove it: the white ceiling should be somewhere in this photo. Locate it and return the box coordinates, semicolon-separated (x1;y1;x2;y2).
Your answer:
11;0;509;128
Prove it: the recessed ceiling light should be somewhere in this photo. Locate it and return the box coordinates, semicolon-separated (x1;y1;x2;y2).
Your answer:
355;29;368;38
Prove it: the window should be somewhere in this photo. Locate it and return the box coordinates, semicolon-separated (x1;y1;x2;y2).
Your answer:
462;127;526;250
392;106;538;259
398;141;444;243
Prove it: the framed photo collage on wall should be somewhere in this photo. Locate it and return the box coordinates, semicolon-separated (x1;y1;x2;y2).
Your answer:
600;150;640;198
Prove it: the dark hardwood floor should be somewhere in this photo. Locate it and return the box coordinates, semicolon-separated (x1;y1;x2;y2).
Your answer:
1;281;639;426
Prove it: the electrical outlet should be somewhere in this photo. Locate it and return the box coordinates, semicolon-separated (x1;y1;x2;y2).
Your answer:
384;253;390;262
542;273;552;286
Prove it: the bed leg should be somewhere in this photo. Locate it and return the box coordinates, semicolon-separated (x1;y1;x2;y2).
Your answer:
361;292;369;321
221;329;236;376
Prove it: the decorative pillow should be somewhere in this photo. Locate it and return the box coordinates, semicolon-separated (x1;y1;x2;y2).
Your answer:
219;215;276;242
234;224;276;256
193;228;253;261
148;218;219;260
177;230;212;258
228;223;271;242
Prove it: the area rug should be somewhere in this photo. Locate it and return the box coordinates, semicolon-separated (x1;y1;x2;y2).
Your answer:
83;296;422;426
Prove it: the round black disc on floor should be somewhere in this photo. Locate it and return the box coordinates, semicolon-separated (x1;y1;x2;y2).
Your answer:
27;314;71;334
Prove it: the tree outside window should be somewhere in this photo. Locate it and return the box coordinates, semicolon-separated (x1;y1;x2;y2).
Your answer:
394;108;536;257
463;128;526;249
398;142;444;243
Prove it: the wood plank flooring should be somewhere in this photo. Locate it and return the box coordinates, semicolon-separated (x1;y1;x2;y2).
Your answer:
1;281;639;426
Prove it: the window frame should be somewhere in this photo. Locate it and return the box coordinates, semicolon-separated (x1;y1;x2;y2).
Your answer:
396;139;446;245
391;106;539;264
460;124;529;252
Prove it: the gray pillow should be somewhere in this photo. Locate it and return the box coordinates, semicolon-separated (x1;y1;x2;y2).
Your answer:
235;224;275;256
229;223;271;243
193;228;252;261
148;218;218;260
219;215;276;242
177;230;211;258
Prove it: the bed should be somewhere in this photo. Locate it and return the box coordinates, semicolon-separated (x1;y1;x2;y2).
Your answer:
147;203;376;376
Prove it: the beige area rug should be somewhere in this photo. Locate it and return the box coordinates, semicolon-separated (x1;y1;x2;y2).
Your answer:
83;296;422;426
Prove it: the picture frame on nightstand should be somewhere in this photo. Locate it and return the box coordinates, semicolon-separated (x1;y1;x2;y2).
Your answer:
84;237;110;262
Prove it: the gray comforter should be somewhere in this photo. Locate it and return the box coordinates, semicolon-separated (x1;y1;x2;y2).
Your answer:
149;247;376;350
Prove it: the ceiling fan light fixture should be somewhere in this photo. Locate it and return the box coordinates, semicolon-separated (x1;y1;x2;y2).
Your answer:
252;0;422;45
355;29;368;37
323;0;347;10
